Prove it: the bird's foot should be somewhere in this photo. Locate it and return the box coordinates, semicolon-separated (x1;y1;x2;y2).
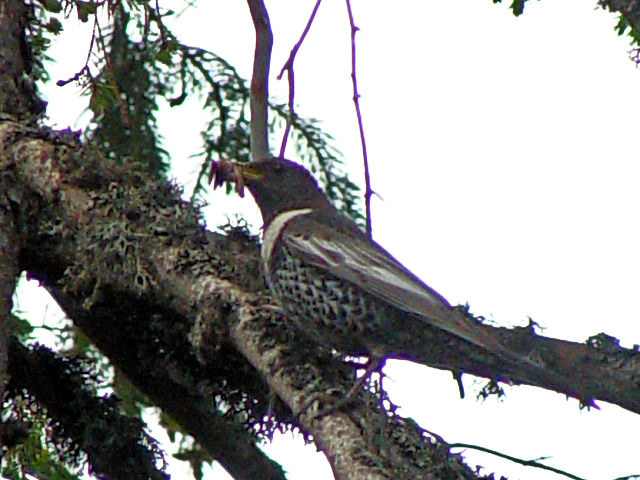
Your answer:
297;357;386;422
345;356;386;399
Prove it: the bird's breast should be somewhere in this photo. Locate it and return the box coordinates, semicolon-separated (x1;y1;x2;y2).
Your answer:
267;244;389;353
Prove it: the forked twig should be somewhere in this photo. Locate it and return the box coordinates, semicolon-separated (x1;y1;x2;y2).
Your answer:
56;15;98;87
277;0;323;158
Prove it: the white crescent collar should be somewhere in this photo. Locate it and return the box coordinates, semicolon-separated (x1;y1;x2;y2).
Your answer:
261;208;314;268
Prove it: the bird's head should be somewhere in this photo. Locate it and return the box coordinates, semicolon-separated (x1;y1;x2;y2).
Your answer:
209;157;333;225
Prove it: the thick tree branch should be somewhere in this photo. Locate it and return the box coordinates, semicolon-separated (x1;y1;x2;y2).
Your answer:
8;339;168;480
47;283;287;480
0;0;35;452
0;176;20;453
0;0;46;120
0;122;287;480
2;122;640;479
247;0;273;160
228;302;457;480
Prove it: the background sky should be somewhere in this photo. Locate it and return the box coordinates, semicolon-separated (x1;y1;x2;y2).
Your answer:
25;0;640;479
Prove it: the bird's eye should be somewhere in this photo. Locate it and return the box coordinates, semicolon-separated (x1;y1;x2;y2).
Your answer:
273;163;283;173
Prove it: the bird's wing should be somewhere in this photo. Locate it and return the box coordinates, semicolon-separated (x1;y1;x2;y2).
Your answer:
282;216;494;349
282;215;587;400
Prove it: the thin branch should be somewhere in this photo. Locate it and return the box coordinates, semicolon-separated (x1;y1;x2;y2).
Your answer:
450;443;586;480
429;425;590;480
276;0;322;79
279;66;295;158
345;0;372;237
154;0;167;45
56;15;98;86
276;0;322;158
247;0;273;161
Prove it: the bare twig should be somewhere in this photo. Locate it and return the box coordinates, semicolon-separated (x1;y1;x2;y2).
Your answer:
57;15;98;86
154;0;167;45
450;443;586;480
345;0;372;237
247;0;273;161
428;426;589;480
279;66;295;158
276;0;322;157
276;0;322;79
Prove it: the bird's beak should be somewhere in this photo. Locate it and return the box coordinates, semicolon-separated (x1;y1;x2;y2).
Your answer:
209;160;264;198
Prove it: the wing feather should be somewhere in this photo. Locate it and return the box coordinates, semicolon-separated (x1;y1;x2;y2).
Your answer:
282;215;494;349
285;231;450;314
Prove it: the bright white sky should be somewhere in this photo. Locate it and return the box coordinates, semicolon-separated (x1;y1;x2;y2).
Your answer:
26;0;640;479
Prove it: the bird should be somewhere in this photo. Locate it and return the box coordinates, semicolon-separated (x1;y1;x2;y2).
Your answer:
209;157;584;401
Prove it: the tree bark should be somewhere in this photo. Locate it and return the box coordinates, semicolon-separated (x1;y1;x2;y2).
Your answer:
0;175;20;453
0;0;46;120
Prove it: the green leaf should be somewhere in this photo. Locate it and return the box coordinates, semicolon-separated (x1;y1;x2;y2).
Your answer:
76;1;97;23
9;313;34;338
46;18;63;35
510;0;526;16
157;48;173;67
41;0;63;13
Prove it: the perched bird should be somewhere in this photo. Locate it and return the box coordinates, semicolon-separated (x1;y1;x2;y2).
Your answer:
210;157;582;399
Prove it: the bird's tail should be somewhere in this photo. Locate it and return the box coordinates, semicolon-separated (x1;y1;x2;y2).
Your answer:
375;308;594;406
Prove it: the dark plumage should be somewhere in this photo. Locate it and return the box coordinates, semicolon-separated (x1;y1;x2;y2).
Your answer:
210;157;582;399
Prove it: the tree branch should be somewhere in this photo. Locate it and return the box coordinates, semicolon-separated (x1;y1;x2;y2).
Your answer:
48;284;287;480
8;339;168;480
3;121;640;478
0;0;36;452
449;442;586;480
0;121;287;480
0;174;20;454
345;0;372;237
229;303;456;480
247;0;273;160
0;0;46;120
276;0;323;158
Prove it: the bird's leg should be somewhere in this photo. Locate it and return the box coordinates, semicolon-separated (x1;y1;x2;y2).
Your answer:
299;356;386;421
296;386;346;421
345;356;386;400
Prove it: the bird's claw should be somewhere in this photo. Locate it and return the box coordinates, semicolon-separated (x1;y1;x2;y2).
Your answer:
296;387;353;422
296;359;385;422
